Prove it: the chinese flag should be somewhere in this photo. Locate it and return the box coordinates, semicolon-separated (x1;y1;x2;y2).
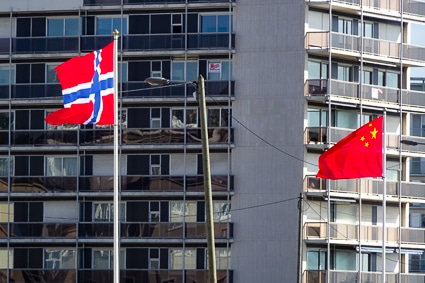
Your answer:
316;116;383;180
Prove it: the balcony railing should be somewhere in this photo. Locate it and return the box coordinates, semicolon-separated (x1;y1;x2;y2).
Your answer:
305;222;399;243
0;80;234;100
1;222;233;239
84;0;235;4
4;127;233;146
305;32;425;64
6;33;234;54
307;0;425;18
2;175;234;193
3;269;232;283
304;270;421;283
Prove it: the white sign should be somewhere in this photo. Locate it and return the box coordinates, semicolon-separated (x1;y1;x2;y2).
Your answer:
209;63;221;73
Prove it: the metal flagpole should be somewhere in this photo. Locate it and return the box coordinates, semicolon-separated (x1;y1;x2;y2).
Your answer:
381;111;387;283
113;29;120;283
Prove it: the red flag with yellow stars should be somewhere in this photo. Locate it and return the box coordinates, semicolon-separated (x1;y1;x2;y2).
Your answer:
316;116;383;180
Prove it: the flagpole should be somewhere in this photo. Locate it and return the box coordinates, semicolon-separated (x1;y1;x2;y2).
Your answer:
112;29;120;283
381;111;387;283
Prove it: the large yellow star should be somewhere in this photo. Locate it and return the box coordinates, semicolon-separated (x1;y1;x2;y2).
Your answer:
370;127;378;139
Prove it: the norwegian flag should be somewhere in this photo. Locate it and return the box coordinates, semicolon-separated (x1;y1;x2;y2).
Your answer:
45;42;115;125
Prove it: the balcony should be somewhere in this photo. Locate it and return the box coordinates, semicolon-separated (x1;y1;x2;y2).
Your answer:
306;0;425;19
2;175;233;193
84;0;235;5
305;32;425;67
79;222;233;239
0;80;234;100
304;222;399;243
7;33;234;55
4;127;233;146
0;223;77;238
304;270;400;283
2;269;232;283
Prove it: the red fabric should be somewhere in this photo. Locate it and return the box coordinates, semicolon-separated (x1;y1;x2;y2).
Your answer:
316;116;383;180
45;42;114;125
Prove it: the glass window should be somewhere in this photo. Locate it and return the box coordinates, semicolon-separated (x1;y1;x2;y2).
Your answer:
47;18;79;36
207;108;228;127
0;111;13;130
378;70;385;86
386;72;398;88
0;203;13;222
172;61;198;81
207;60;232;80
213;201;231;222
46;64;60;83
308;108;328;127
45;156;78;176
118;62;128;82
0;65;15;84
307;250;326;270
335;251;356;270
363;22;374;38
97;17;127;35
338;18;352;34
0;249;12;269
170;249;196;269
215;248;230;269
93;202;126;222
308;61;328;80
363;70;372;85
337;65;351;81
0;157;13;177
93;249;125;269
170;201;197;223
201;14;232;33
44;249;75;269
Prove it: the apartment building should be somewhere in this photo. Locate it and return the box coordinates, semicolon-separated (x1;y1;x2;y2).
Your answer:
0;0;425;283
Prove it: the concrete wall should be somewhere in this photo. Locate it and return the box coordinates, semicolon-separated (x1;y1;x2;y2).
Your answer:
0;1;83;12
232;0;306;282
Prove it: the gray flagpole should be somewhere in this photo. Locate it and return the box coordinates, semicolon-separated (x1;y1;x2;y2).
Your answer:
381;111;386;283
113;29;120;283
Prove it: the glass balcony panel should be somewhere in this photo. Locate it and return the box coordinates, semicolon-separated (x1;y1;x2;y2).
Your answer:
402;89;425;108
331;33;359;52
122;223;184;238
401;227;425;244
0;223;8;237
205;80;235;96
11;270;76;283
10;177;77;193
401;182;425;199
0;132;8;145
185;223;232;239
0;85;9;99
305;127;327;144
0;39;9;54
305;270;326;283
187;33;233;49
404;1;425;17
304;176;327;191
330;80;358;98
306;79;328;96
80;36;114;53
186;270;231;283
401;274;425;283
11;223;76;238
79;223;113;237
80;129;114;145
329;179;357;193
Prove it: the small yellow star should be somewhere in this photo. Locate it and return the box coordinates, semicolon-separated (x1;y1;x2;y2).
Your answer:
361;136;365;141
365;142;369;147
370;127;378;139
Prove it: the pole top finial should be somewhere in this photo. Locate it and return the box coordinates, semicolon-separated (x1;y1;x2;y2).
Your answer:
113;29;119;36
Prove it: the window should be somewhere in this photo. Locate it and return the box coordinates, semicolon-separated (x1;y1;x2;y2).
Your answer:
363;22;374;38
363;69;372;85
410;254;425;273
338;18;353;34
93;202;126;222
149;202;160;222
201;14;232;33
97;17;127;35
337;65;351;81
308;60;328;80
0;203;12;222
213;201;231;222
45;156;77;176
170;249;196;269
118;62;128;82
46;64;60;83
207;108;227;127
207;60;232;80
0;249;12;268
0;64;15;84
215;248;231;269
172;14;182;33
44;249;75;269
172;61;198;81
93;249;125;269
0;157;13;177
308;108;328;127
307;250;326;270
170;201;197;223
171;108;198;128
47;18;79;36
0;111;13;130
151;61;162;78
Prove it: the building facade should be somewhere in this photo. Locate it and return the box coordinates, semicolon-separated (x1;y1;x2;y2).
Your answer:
0;0;425;283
